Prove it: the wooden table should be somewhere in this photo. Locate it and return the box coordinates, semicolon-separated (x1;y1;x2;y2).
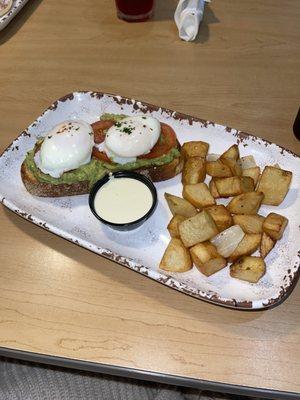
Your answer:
0;1;299;399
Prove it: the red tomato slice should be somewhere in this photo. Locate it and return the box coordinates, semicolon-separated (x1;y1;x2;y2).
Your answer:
92;147;114;164
92;120;115;144
92;121;177;164
137;123;177;159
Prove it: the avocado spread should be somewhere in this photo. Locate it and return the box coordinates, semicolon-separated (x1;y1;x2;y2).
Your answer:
24;114;180;188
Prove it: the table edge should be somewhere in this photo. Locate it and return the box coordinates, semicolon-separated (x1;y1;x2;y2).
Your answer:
0;347;298;400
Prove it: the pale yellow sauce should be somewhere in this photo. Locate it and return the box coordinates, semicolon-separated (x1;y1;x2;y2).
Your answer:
94;177;153;224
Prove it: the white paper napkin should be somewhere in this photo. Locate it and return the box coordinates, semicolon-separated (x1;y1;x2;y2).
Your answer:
174;0;206;41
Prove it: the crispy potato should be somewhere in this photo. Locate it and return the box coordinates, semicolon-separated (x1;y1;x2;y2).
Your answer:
183;183;215;208
220;144;240;161
159;238;192;272
190;242;227;276
228;233;261;262
220;157;243;176
242;166;260;186
214;176;243;197
260;232;276;258
179;210;219;247
227;192;264;215
262;213;288;240
230;256;266;283
167;215;186;238
165;193;197;218
182;157;206;185
181;141;209;159
209;179;220;199
220;146;242;176
256;166;292;205
241;176;255;192
240;155;257;169
232;214;264;234
205;205;233;232
206;160;233;178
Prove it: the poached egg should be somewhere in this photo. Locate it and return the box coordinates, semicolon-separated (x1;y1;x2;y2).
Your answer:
35;120;94;178
104;115;161;164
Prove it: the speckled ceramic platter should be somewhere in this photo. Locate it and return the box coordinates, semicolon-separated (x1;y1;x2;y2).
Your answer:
0;91;299;310
0;0;29;31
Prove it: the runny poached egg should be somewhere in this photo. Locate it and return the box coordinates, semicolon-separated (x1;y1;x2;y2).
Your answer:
36;120;94;178
104;115;161;164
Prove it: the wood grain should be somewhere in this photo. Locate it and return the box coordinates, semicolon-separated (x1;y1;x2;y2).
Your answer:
0;0;299;396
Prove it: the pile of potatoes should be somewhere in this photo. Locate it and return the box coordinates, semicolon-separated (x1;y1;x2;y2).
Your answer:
160;142;292;283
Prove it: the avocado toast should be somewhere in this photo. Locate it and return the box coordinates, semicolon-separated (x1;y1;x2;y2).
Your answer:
21;114;183;197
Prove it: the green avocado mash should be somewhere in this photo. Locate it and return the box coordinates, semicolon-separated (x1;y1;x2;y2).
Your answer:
25;114;180;188
100;113;127;122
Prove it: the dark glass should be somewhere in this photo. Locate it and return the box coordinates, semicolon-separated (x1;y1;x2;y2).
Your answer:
115;0;155;22
293;107;300;140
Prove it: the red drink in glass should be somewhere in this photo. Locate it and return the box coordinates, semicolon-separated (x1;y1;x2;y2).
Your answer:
115;0;155;22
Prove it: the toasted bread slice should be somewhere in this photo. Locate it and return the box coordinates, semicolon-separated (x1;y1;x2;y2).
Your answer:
21;161;90;197
21;141;183;197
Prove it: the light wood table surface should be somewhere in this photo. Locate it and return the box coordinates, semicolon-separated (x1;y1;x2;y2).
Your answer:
0;1;299;399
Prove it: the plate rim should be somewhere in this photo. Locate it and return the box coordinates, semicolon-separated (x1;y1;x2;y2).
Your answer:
0;90;299;311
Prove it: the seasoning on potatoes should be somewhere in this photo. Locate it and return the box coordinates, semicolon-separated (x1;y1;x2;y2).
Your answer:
205;205;233;232
242;166;260;186
179;210;218;248
182;183;215;208
164;193;197;218
190;242;227;276
241;176;255;193
167;215;186;238
232;214;264;234
220;145;242;176
260;232;276;259
209;179;220;198
227;233;261;262
214;176;244;197
181;141;209;159
256;166;292;205
159;238;192;272
227;191;264;215
206;160;233;178
262;213;288;240
230;256;266;283
182;156;206;185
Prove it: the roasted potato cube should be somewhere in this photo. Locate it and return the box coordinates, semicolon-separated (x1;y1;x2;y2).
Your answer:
159;238;192;272
182;157;206;185
242;166;260;186
232;214;264;234
181;141;209;159
228;234;261;262
230;256;266;283
262;213;288;240
167;215;186;238
179;210;219;247
206;160;233;178
190;242;227;276
256;166;292;205
214;176;243;197
209;179;220;198
227;192;264;215
220;157;243;176
220;146;242;176
241;176;255;192
240;155;257;169
165;193;197;218
205;205;233;232
260;232;276;258
183;183;215;208
220;144;240;161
